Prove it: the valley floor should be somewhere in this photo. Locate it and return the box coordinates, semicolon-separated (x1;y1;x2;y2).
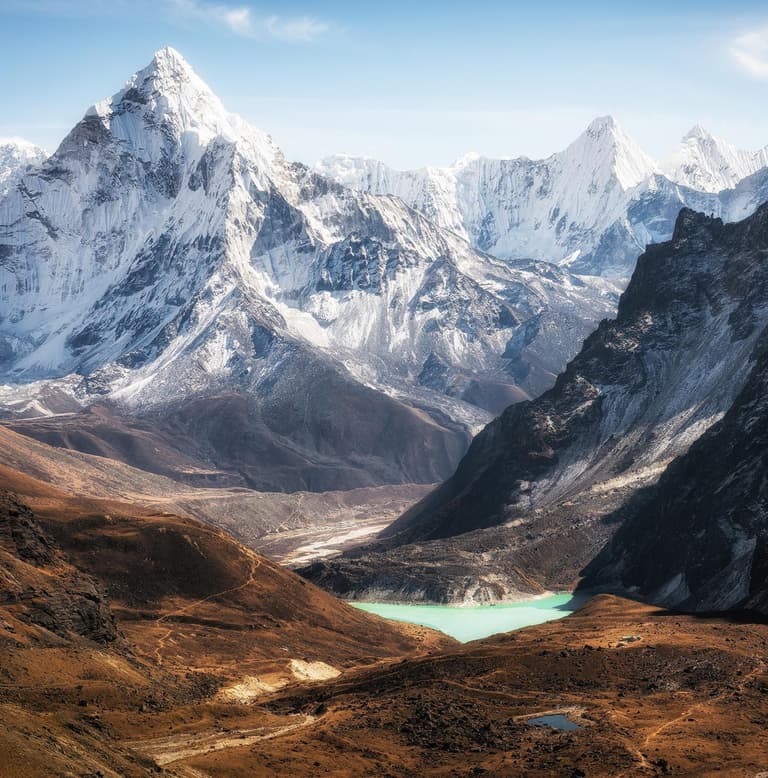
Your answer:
1;431;767;776
3;590;768;776
178;596;768;777
257;515;395;566
0;423;432;566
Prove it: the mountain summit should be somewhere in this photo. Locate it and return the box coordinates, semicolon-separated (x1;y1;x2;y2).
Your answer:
663;125;768;193
575;114;658;189
83;45;277;168
0;49;619;491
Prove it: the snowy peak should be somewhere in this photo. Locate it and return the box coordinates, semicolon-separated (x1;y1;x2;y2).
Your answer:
0;136;46;159
586;114;618;132
315;153;394;188
562;115;658;190
0;137;46;194
130;45;221;113
0;46;292;380
452;151;482;169
314;115;768;277
55;46;282;190
682;123;711;142
146;45;198;80
663;125;768;193
85;46;244;151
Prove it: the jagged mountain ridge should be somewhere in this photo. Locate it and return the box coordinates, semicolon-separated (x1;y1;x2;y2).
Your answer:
0;48;619;491
664;124;768;193
302;203;768;602
318;117;659;276
317;120;768;276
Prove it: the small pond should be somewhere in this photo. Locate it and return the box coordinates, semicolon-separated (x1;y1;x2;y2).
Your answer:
526;714;580;731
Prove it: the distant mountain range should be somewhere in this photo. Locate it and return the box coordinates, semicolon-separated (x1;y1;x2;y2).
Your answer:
303;204;768;608
318;119;768;276
2;47;768;499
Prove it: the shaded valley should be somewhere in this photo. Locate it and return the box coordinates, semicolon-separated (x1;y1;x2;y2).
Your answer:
303;204;768;603
2;41;768;778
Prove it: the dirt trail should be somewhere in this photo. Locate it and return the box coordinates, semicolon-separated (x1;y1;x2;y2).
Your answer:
166;766;211;778
152;552;261;665
612;647;768;777
126;715;316;766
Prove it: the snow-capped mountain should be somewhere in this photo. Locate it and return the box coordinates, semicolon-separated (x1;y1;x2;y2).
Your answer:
663;125;768;194
0;137;46;195
318;117;659;276
302;204;768;601
0;48;619;490
317;120;768;277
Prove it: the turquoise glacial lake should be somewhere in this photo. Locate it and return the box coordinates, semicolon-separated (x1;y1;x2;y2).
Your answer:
352;593;585;643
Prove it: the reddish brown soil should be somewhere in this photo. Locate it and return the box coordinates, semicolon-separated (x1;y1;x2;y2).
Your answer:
1;457;768;777
0;463;451;776
217;596;768;777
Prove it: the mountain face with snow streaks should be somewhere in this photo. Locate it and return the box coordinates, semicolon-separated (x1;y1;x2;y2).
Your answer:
318;117;659;276
663;125;768;194
301;204;768;601
0;48;622;491
318;121;768;278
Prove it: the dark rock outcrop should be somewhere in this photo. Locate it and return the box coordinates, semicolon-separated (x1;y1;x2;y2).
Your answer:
0;493;118;642
384;203;768;546
302;203;768;602
581;331;768;614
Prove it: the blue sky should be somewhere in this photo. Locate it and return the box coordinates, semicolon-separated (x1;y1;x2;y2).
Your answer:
1;0;767;167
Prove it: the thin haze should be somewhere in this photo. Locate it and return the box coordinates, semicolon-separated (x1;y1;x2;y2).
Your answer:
1;0;767;167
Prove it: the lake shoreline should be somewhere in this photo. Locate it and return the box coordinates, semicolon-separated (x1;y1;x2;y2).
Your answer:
343;589;576;608
351;593;589;643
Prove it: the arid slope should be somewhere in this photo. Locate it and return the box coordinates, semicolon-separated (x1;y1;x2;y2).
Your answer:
0;466;451;776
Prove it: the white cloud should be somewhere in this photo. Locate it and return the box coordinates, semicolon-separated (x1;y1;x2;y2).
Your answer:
169;0;330;42
264;14;329;42
730;26;768;78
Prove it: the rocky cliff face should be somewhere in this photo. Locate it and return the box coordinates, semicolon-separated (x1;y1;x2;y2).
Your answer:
302;203;768;601
581;330;768;615
0;492;118;642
